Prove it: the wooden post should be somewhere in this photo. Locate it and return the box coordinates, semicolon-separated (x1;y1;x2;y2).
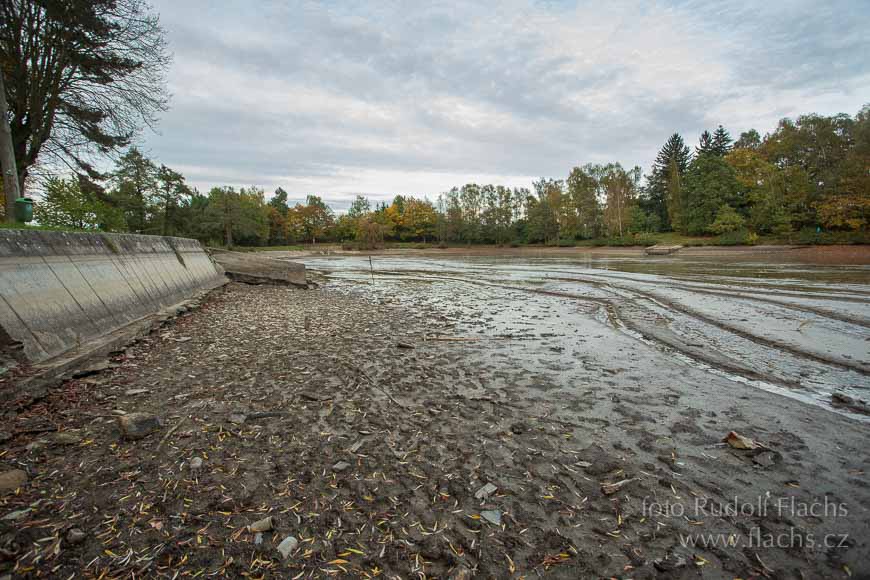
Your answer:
0;69;22;222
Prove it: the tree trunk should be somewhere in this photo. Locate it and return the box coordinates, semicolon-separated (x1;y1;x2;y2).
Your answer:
0;70;22;222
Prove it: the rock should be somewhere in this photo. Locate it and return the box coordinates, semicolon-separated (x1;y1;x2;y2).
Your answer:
2;508;31;521
229;413;247;425
124;389;149;396
831;392;870;414
72;359;115;378
449;566;473;580
332;461;351;472
189;457;204;471
117;413;161;440
723;430;762;450
396;342;415;349
277;535;299;558
0;469;27;494
51;432;82;445
248;516;273;532
474;482;498;500
654;552;687;572
253;532;263;546
480;510;502;525
66;528;86;545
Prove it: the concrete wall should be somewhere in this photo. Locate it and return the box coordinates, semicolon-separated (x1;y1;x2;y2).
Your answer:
0;230;227;363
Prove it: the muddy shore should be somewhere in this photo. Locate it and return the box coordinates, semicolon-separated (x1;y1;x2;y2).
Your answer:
1;272;868;578
264;244;870;266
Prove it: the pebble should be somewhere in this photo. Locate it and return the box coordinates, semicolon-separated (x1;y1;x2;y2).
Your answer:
248;516;273;532
189;457;204;471
474;482;498;500
277;535;299;558
332;461;350;472
480;510;502;525
51;432;82;445
0;469;27;494
118;413;161;440
2;508;31;521
124;389;150;396
66;528;87;545
253;532;263;546
229;413;247;425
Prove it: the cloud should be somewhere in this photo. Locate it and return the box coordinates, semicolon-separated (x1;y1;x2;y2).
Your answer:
143;0;870;207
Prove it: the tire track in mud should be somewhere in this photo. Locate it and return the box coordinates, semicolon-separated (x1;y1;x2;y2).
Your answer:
494;267;870;328
538;273;870;375
344;270;816;389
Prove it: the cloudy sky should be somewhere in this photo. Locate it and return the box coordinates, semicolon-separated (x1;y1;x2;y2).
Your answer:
143;0;870;210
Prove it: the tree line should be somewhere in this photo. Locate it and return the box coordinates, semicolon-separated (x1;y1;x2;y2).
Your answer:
30;105;869;247
1;3;867;246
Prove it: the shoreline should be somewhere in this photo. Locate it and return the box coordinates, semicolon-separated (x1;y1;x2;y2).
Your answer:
263;243;870;265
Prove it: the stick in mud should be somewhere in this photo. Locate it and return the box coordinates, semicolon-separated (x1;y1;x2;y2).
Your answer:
369;255;375;285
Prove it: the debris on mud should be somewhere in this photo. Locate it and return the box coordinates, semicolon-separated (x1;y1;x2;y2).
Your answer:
0;280;867;578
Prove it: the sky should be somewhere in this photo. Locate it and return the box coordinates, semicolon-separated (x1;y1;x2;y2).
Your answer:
142;0;870;210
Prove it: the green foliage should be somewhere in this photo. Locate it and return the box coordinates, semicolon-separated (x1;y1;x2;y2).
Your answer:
682;154;743;235
34;177;125;231
708;205;745;234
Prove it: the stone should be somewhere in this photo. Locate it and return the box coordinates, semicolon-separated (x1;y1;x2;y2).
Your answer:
229;413;247;425
2;508;31;521
253;532;263;546
66;528;87;545
51;432;82;445
117;413;161;440
124;389;149;396
0;469;27;494
480;510;502;526
474;483;498;500
332;461;350;472
189;457;204;471
277;535;299;558
248;516;273;532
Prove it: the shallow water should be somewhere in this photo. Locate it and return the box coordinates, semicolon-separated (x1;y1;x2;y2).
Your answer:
299;254;870;421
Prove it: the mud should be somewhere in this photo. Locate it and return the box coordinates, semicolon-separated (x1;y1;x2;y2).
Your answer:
0;250;868;579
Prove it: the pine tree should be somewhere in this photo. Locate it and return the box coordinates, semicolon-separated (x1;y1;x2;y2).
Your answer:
643;133;691;230
712;125;733;156
696;130;715;156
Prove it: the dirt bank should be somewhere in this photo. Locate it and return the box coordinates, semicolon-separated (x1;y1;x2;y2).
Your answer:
264;244;870;266
0;282;867;578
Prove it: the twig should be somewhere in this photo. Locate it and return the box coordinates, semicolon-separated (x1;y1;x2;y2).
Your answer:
157;417;188;451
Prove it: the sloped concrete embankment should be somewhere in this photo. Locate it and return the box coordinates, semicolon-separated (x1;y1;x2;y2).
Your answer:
0;230;227;364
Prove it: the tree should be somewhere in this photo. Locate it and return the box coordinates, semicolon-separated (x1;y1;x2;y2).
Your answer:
734;129;761;150
0;69;20;221
0;0;170;191
643;133;691;230
269;187;289;213
682;154;742;234
34;176;124;230
708;204;745;234
205;186;268;247
696;130;715;156
600;164;641;237
109;147;158;233
299;195;334;244
347;195;370;218
566;166;601;239
154;165;191;235
711;125;733;156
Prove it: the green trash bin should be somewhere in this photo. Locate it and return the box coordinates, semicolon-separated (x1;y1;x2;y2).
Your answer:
14;197;33;223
